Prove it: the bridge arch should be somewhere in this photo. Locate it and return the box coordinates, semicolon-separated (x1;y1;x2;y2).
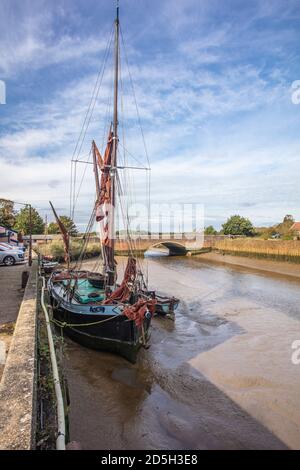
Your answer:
149;241;187;256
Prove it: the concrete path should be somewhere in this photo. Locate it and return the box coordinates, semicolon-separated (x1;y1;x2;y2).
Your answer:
0;262;37;449
0;263;27;324
0;263;28;380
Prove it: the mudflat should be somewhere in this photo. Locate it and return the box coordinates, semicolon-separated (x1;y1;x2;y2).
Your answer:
65;256;300;449
195;251;300;280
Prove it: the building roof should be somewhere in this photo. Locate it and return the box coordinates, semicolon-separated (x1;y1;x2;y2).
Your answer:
290;222;300;231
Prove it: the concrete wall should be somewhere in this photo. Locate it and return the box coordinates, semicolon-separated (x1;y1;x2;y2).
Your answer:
0;262;37;450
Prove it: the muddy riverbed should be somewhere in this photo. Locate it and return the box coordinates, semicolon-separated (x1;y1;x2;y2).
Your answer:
63;256;300;449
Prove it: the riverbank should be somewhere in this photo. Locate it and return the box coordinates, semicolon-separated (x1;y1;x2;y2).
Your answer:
203;237;300;263
195;251;300;281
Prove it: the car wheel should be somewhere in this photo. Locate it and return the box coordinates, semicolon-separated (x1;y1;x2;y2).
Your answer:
3;256;15;266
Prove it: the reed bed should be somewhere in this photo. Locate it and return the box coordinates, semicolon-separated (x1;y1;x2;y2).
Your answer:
35;240;102;262
209;238;300;263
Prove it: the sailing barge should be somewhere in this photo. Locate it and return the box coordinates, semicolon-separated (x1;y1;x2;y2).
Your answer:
49;261;154;363
48;3;178;362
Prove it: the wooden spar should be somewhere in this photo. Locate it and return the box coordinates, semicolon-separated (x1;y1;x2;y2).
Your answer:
108;1;119;286
71;159;149;171
49;201;70;269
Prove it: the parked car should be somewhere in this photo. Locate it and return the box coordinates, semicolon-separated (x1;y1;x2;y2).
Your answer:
0;246;25;266
0;242;25;252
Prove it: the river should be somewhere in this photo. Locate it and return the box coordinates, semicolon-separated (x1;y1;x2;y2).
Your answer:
63;255;300;449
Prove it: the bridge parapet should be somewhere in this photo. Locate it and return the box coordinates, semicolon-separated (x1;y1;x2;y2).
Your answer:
115;233;204;255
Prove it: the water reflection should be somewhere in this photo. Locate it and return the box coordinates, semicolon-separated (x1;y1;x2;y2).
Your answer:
144;247;169;257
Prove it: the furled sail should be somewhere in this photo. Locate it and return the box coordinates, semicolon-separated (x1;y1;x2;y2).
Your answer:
94;129;113;223
93;128;115;279
104;257;136;303
122;298;156;327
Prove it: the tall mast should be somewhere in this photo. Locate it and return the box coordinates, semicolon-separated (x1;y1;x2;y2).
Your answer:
113;2;119;157
109;1;119;285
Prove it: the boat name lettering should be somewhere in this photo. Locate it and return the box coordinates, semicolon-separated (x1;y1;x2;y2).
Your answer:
90;306;105;313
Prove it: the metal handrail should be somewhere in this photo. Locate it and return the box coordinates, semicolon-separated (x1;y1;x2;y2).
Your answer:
40;276;66;450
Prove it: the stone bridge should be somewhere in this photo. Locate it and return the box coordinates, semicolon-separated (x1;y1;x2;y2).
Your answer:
115;233;206;256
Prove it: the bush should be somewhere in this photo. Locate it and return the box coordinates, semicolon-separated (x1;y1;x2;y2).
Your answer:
49;242;65;261
87;243;101;257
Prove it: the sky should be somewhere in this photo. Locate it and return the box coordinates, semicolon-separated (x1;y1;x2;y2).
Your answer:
0;0;300;231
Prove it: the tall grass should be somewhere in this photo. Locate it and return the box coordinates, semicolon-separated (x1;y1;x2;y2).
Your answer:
207;238;300;263
36;240;102;262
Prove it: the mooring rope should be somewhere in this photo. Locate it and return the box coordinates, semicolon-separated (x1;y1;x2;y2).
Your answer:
50;312;123;329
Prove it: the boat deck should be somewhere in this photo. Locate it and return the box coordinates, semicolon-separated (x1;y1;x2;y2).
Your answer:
56;279;106;305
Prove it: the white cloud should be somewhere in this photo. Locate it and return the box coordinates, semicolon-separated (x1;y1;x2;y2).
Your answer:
0;2;109;78
0;0;299;230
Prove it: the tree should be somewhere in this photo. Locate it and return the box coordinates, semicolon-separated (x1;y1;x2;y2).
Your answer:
275;214;295;239
283;214;294;224
222;215;255;237
48;222;58;234
14;206;45;235
48;216;78;236
0;198;16;229
204;225;217;235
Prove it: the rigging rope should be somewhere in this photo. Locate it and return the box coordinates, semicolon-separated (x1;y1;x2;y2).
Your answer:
70;25;114;220
68;20;152;291
120;26;151;284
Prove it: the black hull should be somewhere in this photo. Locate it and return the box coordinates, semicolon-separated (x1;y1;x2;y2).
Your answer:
52;306;151;363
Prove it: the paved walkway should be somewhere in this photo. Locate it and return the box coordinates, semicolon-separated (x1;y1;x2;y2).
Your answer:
0;263;28;325
0;263;28;380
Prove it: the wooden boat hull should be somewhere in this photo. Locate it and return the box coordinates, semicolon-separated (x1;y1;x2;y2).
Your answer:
53;307;149;362
49;279;151;363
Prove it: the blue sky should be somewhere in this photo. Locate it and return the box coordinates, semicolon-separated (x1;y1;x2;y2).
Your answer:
0;0;300;230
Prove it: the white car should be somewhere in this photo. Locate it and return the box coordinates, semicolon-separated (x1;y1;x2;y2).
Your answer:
0;245;25;266
0;242;25;252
